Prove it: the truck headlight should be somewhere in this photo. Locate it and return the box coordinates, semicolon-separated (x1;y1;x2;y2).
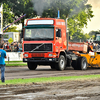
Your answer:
24;54;28;57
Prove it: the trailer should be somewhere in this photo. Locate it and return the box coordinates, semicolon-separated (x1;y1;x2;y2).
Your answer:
21;18;100;71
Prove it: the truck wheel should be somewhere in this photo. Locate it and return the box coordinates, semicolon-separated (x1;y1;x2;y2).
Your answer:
72;60;78;70
27;62;37;70
77;57;87;70
56;55;66;71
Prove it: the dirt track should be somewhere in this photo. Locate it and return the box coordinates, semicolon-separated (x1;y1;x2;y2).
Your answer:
5;66;100;80
0;79;100;100
0;66;100;100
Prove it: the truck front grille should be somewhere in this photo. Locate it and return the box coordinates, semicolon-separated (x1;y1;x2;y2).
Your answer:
24;43;53;52
31;53;44;57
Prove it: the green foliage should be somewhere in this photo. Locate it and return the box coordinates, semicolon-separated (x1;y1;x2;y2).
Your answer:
0;0;7;3
3;26;19;32
84;33;90;40
8;0;36;27
89;30;100;40
68;3;94;40
1;3;14;27
70;31;87;42
2;0;36;28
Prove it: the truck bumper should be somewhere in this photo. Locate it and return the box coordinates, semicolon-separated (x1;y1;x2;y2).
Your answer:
23;57;58;63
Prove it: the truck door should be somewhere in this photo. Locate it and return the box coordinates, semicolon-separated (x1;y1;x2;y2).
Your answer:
55;28;63;52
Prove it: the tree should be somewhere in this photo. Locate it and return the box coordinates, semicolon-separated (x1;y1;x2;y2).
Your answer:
0;3;14;29
2;0;36;28
3;26;19;32
89;30;100;40
68;4;93;36
84;33;90;40
3;3;14;28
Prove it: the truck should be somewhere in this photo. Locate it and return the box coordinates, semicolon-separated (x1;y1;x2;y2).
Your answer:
22;18;100;71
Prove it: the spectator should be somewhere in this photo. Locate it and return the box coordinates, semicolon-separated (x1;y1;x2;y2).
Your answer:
18;42;22;52
0;44;7;82
3;42;7;50
95;43;99;51
14;42;19;52
6;43;9;50
87;43;93;53
2;41;22;52
10;43;14;52
5;43;11;52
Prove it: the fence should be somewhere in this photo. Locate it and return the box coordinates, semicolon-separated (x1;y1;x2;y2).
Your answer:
5;52;23;61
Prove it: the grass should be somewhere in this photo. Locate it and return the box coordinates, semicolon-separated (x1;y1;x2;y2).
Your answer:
5;61;23;63
0;74;100;85
5;61;27;67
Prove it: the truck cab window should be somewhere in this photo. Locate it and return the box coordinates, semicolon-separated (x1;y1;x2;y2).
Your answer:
24;28;54;41
56;29;61;37
25;29;32;38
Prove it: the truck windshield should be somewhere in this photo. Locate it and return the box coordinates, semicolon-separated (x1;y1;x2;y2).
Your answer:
24;28;54;41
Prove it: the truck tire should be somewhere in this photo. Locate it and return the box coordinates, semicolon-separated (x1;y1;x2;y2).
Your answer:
56;55;66;71
27;62;37;70
77;57;87;70
72;60;78;70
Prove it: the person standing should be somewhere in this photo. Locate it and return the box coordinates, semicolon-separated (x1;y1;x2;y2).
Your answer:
18;42;22;52
14;42;19;52
3;42;7;50
0;44;7;82
10;43;14;52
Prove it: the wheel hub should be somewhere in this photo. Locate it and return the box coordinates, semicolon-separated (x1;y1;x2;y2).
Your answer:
82;60;86;69
60;59;64;69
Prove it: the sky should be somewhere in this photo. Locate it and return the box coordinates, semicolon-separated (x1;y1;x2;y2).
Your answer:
83;0;100;33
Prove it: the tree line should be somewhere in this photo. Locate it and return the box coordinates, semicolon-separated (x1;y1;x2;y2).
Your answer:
0;0;95;42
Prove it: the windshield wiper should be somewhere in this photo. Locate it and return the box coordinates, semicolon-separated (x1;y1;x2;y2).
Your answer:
24;38;36;41
31;43;45;52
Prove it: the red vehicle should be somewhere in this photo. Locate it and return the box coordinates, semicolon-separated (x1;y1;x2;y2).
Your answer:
22;18;88;71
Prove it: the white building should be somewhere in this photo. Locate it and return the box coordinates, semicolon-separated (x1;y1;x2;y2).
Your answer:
3;32;20;43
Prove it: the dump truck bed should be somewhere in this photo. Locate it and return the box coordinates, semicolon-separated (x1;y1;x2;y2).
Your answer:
68;42;88;53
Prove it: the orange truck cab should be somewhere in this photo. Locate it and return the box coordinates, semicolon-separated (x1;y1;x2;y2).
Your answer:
22;18;88;71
